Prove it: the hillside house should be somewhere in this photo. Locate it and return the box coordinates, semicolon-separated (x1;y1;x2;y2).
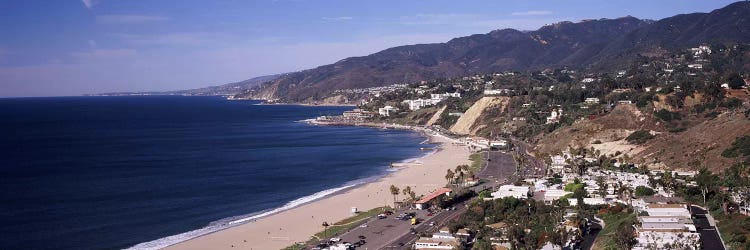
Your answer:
584;97;600;104
378;106;398;116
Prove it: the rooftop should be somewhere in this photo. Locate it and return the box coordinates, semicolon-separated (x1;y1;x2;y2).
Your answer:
416;188;452;204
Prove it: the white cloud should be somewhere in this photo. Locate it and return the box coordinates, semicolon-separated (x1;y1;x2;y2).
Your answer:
81;0;98;9
511;10;553;16
322;16;353;21
96;15;170;24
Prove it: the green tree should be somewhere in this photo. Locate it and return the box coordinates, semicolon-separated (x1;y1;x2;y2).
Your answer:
726;73;746;89
445;169;455;186
614;217;635;249
635;186;655;197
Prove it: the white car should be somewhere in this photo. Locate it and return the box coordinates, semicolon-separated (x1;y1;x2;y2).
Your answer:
330;237;341;242
360;224;368;228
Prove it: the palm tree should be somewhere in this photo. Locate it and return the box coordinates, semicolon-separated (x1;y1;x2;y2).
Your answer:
402;186;413;204
458;171;466;187
445;169;455;186
389;185;400;206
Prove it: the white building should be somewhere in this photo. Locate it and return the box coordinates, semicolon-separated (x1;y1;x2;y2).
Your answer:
490;140;508;150
546;108;563;124
414;238;460;249
378;106;398;116
549;155;568;174
581;78;596;83
644;204;691;217
415;231;461;249
430;92;461;102
568;197;607;206
491;185;531;199
484;89;512;95
690;45;712;56
687;64;703;69
633;231;700;250
584;98;600;104
639;216;696;232
543;189;572;204
403;99;439;111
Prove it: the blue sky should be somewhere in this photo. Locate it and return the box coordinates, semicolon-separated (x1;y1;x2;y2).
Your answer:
0;0;739;97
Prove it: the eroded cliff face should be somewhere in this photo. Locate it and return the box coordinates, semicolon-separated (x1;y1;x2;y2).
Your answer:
450;97;508;135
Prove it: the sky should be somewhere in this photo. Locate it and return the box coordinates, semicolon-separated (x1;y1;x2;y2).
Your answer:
0;0;740;97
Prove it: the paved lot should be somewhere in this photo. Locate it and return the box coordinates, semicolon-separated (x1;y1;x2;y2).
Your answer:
477;150;516;182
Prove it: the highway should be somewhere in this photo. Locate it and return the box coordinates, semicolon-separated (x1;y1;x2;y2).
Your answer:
334;150;519;249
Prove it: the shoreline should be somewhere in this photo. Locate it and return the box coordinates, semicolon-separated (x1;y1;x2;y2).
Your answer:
162;125;470;250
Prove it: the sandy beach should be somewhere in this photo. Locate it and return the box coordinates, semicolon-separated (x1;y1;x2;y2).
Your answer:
165;133;471;250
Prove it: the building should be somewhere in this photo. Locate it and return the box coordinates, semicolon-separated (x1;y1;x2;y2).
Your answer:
464;137;490;151
430;92;461;103
581;78;596;83
403;99;438;111
491;185;531;199
490;139;509;150
378;106;398;117
633;231;700;250
549;154;568;174
414;237;460;249
584;98;600;104
638;216;696;232
543;189;572;204
484;89;511;95
690;45;712;56
644;203;691;217
618;100;633;105
568;197;607;206
342;109;373;120
546;108;563;124
415;188;452;210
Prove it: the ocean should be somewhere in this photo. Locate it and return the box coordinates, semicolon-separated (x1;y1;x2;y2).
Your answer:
0;96;427;250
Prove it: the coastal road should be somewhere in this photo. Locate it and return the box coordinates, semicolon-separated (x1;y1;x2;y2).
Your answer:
691;206;727;250
334;144;521;249
510;137;546;178
336;205;465;249
383;202;469;249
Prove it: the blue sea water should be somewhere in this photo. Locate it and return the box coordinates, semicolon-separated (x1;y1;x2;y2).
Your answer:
0;96;427;250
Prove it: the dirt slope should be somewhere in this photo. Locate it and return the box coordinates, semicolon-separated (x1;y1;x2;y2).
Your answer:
426;105;447;126
535;104;659;155
635;111;750;171
450;97;508;135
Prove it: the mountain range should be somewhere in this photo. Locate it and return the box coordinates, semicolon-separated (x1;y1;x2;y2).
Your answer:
224;1;750;103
